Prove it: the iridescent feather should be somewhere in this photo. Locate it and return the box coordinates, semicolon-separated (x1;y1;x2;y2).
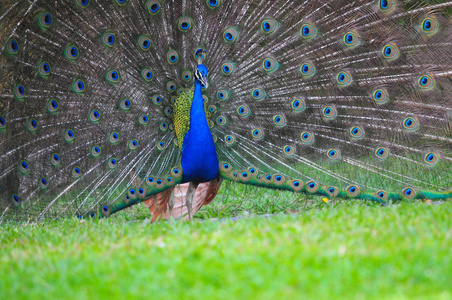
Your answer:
0;0;451;222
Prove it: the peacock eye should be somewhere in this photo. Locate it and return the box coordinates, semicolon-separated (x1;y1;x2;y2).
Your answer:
379;0;396;13
300;62;316;77
178;16;193;32
221;62;235;75
76;0;90;7
147;0;161;14
223;27;239;43
381;43;399;61
207;0;220;8
300;23;317;39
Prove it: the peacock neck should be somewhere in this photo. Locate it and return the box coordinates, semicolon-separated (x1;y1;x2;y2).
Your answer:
180;80;219;183
192;81;206;122
189;81;210;142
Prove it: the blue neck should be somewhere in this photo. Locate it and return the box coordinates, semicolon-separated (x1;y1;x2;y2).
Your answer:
180;80;219;183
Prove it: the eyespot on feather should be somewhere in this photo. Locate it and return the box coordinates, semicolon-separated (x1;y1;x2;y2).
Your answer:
72;79;85;93
223;27;239;43
375;190;389;201
109;132;120;144
424;152;439;165
273;115;286;128
300;62;316;78
418;75;435;90
6;39;19;55
261;18;278;34
182;70;192;82
164;106;172;117
101;31;116;48
151;94;162;106
90;145;102;158
343;31;360;48
19;160;30;175
372;88;389;105
216;90;229;101
375;147;389;159
402;187;416;199
221;62;235;75
219;162;232;173
300;23;317;40
206;0;222;9
27;118;38;133
50;153;61;167
402;117;419;131
290;180;303;192
346;185;360;197
128;139;139;151
326;186;340;198
119;98;132;111
105;69;120;84
76;0;90;8
178;16;193;32
237;104;251;117
37;61;51;77
272;174;285;186
166;81;176;92
216;115;228;126
89;109;101;123
224;135;236;146
300;131;314;145
39;177;49;189
421;16;439;35
381;43;399;61
349;126;364;140
64;44;79;61
167;50;179;64
0;116;6;131
14;84;26;101
72;166;82;178
139;114;149;126
251;128;265;140
262;57;279;73
137;35;152;51
378;0;396;14
141;68;154;82
64;129;75;143
251;88;266;101
115;0;128;6
336;71;352;86
283;145;295;157
306;180;319;193
147;0;161;15
321;106;337;120
327;149;340;160
291;99;306;112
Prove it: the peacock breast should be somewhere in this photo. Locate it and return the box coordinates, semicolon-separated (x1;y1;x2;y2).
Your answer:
172;89;218;183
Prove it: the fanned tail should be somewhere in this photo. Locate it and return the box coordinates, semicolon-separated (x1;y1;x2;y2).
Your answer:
206;0;452;201
1;0;451;223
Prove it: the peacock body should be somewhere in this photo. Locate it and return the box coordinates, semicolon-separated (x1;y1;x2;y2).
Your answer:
1;0;452;222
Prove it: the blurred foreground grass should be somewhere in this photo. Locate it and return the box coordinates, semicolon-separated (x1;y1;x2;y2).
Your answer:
1;182;451;299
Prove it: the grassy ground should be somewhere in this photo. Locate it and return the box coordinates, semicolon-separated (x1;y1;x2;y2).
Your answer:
1;182;451;299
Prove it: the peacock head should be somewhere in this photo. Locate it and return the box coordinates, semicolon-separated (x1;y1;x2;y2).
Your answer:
195;64;209;89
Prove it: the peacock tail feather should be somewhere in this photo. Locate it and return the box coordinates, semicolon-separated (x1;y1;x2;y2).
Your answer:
0;0;451;222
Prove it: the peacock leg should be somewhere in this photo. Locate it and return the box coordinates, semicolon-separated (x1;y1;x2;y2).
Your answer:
186;182;199;221
168;189;176;221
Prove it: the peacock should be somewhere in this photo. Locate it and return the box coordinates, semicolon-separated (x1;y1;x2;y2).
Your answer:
1;0;451;223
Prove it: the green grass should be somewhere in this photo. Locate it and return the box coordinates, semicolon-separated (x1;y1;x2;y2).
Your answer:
1;183;451;299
